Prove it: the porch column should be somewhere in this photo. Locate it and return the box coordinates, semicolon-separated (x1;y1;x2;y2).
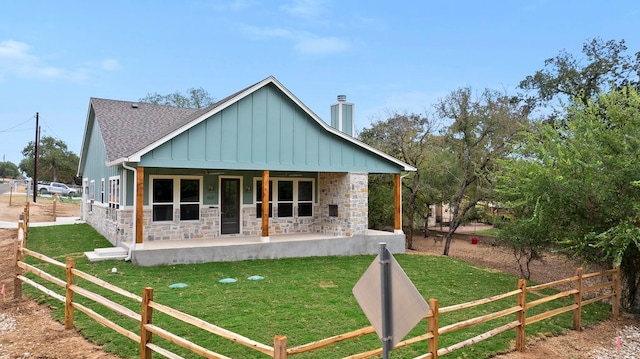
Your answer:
261;170;270;242
136;166;144;244
394;173;403;234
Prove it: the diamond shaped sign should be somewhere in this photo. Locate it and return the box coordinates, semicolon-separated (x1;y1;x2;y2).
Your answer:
353;248;430;349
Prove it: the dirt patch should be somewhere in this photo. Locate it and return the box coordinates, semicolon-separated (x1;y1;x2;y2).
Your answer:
0;187;80;223
0;194;638;358
0;299;121;359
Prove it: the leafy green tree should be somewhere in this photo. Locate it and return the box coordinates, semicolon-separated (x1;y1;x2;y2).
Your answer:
19;136;79;184
139;87;215;108
436;87;529;255
366;174;395;230
359;112;443;249
519;38;640;109
0;161;21;179
496;87;640;311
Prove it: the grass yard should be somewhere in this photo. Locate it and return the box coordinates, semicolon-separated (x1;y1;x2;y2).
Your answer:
22;225;611;358
475;227;500;237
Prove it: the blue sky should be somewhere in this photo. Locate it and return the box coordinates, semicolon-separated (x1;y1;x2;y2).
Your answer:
1;0;638;167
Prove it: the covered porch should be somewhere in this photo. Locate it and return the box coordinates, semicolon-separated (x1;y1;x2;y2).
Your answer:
126;229;404;266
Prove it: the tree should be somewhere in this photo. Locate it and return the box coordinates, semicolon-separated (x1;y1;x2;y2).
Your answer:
19;136;79;184
359;112;443;249
365;174;395;230
436;87;529;256
139;87;215;108
496;87;640;311
519;38;640;109
0;161;20;179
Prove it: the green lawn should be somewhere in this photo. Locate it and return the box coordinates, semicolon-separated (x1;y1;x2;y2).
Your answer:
475;227;500;237
22;225;610;358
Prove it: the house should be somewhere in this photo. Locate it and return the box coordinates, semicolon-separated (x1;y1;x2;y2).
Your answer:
77;76;416;266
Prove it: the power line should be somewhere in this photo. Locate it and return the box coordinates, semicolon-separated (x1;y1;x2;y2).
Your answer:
39;117;61;140
0;115;35;133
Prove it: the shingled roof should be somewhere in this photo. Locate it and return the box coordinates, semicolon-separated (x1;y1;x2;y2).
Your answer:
90;98;210;162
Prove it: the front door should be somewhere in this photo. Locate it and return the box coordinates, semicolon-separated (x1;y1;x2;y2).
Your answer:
221;178;240;234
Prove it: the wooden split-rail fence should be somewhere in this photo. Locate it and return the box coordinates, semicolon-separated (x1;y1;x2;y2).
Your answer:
10;207;620;358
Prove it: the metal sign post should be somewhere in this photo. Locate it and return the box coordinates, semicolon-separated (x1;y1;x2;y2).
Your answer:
353;242;430;358
380;243;392;359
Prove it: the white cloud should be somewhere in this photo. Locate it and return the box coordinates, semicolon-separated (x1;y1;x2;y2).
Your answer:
100;59;120;71
294;35;349;54
242;25;349;55
215;0;253;11
281;0;326;20
0;40;88;82
245;26;294;40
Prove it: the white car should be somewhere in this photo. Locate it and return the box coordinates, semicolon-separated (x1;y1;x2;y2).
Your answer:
37;182;77;197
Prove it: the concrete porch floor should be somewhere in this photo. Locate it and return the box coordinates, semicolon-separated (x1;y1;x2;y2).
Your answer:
128;230;405;266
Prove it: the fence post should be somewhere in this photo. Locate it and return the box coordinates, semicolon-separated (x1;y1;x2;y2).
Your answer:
140;287;154;359
573;267;583;330
23;203;29;245
515;279;527;352
613;266;620;317
25;201;29;223
13;227;23;299
427;298;439;359
22;202;31;248
53;193;58;218
273;335;288;359
65;258;75;329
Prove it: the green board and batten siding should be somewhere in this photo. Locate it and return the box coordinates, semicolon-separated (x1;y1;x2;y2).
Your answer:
139;84;400;173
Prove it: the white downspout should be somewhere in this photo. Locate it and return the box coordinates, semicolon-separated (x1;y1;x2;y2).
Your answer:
122;162;137;261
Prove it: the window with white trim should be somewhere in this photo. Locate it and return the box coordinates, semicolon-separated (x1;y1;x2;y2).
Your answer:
108;176;120;209
152;178;173;221
100;178;105;203
256;180;273;218
255;178;314;218
89;180;95;201
298;181;313;217
151;177;201;222
180;179;199;221
278;181;293;217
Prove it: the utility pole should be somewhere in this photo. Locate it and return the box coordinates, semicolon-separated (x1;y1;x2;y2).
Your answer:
33;112;39;203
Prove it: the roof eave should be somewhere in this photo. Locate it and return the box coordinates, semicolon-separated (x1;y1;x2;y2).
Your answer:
106;157;136;167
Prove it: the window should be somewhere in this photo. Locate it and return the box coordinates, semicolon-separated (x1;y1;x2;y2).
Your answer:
108;176;120;209
89;180;95;201
298;181;313;217
152;179;173;221
256;180;273;217
255;178;314;218
100;178;105;203
278;181;293;217
152;177;201;222
180;179;200;221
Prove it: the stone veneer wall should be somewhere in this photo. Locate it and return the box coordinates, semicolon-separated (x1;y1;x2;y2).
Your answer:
84;203;132;247
143;207;220;242
242;205;319;236
318;172;368;236
85;172;369;243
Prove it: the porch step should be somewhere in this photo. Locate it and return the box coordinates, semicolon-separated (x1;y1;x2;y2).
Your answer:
85;247;128;262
